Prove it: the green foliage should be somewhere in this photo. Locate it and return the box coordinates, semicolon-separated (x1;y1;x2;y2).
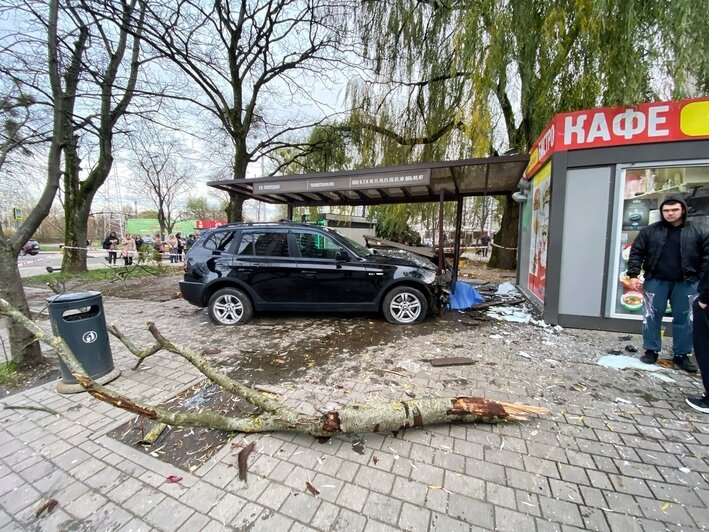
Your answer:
350;0;708;268
23;265;174;285
354;0;708;154
270;123;351;175
0;363;21;387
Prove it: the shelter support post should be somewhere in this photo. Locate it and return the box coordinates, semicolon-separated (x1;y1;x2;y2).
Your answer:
453;198;463;284
287;204;293;221
438;190;445;274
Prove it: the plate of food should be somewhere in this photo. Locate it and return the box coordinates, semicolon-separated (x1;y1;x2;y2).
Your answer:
620;291;643;312
619;271;643;288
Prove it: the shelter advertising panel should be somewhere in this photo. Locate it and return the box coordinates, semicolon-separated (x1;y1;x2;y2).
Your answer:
528;162;551;302
610;162;709;318
252;169;431;195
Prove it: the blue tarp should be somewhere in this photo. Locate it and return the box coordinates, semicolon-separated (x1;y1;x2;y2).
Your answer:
449;281;484;310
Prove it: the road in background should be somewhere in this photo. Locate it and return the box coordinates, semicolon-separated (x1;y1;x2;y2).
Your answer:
17;251;113;278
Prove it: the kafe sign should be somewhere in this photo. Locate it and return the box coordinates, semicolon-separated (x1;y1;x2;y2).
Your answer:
525;97;709;178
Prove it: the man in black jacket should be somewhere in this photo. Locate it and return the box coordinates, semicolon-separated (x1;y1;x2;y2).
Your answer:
687;256;709;412
627;195;709;372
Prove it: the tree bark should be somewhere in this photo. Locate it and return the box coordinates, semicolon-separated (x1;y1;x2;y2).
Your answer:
0;299;547;435
488;195;518;270
0;248;42;366
226;192;245;223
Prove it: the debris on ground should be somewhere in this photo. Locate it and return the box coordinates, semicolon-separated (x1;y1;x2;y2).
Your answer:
429;357;478;367
597;355;663;371
35;498;58;518
449;281;484;310
238;441;256;482
495;282;518;295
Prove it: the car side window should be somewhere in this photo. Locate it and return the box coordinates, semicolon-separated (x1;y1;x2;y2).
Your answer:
239;231;289;257
294;231;340;259
202;230;235;252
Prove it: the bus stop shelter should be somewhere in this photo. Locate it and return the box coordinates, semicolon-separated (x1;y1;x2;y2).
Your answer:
208;154;529;281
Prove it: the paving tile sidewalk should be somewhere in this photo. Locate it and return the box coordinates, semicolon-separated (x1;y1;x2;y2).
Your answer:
1;290;708;531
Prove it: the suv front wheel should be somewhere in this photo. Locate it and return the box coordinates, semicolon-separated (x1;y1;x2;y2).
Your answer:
382;286;428;324
208;287;254;325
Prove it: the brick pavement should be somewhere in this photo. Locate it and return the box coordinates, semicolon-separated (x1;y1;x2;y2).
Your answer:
0;289;707;531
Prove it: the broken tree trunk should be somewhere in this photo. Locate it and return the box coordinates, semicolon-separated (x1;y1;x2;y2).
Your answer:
0;298;547;437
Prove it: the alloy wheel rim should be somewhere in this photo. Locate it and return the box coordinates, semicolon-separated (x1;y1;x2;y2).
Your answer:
390;293;421;323
214;294;244;324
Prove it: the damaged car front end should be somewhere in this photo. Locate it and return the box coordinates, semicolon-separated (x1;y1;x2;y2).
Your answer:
364;236;453;315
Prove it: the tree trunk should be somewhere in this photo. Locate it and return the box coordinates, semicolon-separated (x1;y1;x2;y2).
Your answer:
62;201;92;273
0;248;42;366
227;192;245;223
227;148;249;222
488;195;518;270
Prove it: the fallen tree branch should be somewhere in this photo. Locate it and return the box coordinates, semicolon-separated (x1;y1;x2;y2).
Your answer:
0;298;548;437
0;403;58;415
107;324;161;370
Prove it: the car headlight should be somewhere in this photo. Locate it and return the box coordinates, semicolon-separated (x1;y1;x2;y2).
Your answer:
421;270;436;284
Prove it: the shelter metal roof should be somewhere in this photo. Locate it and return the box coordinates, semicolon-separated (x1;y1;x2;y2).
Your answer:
207;154;529;208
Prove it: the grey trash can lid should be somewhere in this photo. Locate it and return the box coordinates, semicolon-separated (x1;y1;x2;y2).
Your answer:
47;291;102;304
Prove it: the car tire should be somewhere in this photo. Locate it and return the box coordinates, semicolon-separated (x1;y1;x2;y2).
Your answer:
382;286;428;324
208;287;254;325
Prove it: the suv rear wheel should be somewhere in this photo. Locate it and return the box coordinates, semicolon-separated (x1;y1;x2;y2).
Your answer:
382;286;428;324
208;287;254;325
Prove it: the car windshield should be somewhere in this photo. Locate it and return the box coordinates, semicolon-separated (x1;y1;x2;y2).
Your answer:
333;232;371;257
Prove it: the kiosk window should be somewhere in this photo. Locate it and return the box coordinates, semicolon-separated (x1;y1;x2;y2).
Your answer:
612;164;709;317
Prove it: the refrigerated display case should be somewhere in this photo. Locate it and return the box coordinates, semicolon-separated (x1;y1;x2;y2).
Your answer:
609;163;709;318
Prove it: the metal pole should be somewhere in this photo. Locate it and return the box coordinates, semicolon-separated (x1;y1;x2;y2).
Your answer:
453;197;463;284
438;189;445;274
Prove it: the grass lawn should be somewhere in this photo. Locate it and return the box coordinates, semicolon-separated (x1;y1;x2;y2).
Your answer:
24;263;179;284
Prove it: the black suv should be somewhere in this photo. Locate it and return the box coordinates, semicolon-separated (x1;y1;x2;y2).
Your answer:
179;222;451;325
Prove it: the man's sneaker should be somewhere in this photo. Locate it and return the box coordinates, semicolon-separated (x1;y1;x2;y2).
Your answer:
686;396;709;413
640;350;659;364
673;355;698;373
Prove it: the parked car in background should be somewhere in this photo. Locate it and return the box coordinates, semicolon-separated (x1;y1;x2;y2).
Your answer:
179;221;451;325
21;240;40;256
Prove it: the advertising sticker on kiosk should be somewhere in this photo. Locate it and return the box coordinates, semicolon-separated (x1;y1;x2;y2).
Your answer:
528;162;551;302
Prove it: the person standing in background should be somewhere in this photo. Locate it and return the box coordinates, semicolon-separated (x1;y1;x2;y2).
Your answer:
627;195;708;372
122;234;136;266
176;232;185;262
103;231;120;265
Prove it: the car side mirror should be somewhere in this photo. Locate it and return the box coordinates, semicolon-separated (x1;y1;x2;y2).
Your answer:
335;249;349;262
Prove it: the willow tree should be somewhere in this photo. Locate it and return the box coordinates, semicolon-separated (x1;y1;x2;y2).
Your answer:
350;0;708;269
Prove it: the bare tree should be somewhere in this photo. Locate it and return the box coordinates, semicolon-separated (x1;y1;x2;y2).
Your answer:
131;0;356;222
56;0;147;273
0;1;64;366
129;127;192;238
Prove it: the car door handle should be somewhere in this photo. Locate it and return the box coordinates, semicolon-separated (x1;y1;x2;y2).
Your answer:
301;270;317;277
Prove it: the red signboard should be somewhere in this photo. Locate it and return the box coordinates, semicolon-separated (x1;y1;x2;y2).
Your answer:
525;97;709;178
195;219;227;229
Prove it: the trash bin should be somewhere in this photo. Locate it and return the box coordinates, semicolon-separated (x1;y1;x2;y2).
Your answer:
47;291;120;394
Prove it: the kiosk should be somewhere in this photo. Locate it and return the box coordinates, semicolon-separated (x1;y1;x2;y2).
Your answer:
517;97;709;332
